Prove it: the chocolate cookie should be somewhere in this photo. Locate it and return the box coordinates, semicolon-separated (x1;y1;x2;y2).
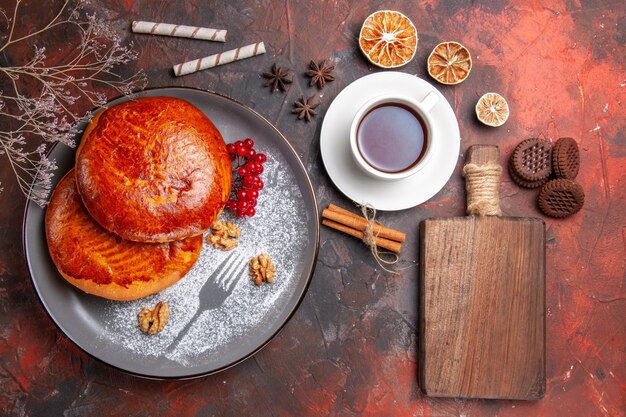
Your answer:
508;158;548;188
511;138;552;182
538;179;585;218
552;137;580;179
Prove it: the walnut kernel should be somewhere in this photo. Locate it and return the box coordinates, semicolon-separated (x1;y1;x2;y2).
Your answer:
138;301;170;335
207;221;240;251
212;220;240;238
249;253;276;286
207;234;239;251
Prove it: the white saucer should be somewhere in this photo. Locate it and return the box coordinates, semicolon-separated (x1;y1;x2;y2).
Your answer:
320;72;460;211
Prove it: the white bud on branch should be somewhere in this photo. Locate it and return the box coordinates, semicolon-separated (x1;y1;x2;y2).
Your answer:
0;0;147;207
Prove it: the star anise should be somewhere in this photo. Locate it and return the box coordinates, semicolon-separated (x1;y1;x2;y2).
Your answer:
292;95;320;122
306;59;335;89
262;63;292;93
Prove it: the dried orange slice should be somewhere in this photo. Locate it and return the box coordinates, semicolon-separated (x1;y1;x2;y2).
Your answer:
427;41;472;85
358;10;417;68
476;92;509;127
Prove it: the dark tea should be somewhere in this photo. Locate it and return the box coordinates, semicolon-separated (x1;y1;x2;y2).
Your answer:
356;103;428;173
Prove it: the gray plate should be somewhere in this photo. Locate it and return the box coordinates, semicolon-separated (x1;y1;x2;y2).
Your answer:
22;88;319;379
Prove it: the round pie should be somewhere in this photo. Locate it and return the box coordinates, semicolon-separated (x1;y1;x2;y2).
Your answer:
45;170;203;301
75;96;231;242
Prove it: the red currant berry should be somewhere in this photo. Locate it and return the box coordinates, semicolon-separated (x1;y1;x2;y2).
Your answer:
237;189;248;200
228;137;265;218
237;199;248;210
242;175;255;188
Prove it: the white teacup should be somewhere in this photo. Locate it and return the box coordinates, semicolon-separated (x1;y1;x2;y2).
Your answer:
349;92;439;181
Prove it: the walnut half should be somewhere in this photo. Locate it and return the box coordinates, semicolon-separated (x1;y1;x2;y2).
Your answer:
249;253;276;286
207;221;240;251
138;301;170;335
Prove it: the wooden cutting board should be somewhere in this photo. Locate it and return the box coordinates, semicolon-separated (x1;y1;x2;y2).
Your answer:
419;145;545;400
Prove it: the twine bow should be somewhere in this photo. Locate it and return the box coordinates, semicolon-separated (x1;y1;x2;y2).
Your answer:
359;204;400;274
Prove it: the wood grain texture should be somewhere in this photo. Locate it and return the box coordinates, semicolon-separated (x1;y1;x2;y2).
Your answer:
419;145;546;399
420;216;545;399
466;144;500;166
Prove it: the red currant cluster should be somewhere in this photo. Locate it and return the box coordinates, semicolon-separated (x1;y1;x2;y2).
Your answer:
225;138;267;217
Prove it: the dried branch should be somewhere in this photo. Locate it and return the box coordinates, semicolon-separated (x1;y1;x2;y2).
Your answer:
0;0;147;207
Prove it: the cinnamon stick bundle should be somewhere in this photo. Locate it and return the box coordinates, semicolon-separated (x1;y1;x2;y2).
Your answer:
321;203;405;253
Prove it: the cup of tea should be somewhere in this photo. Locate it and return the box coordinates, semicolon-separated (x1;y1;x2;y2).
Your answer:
349;91;439;181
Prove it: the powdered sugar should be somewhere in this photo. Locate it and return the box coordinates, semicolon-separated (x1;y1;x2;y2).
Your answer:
99;146;311;367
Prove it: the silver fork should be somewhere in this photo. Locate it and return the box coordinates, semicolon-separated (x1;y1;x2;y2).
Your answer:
167;253;247;353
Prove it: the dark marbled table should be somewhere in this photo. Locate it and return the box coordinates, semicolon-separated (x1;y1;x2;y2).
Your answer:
1;0;624;416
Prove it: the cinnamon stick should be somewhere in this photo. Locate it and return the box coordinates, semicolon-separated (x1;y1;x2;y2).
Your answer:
321;208;406;243
327;203;363;219
322;220;403;253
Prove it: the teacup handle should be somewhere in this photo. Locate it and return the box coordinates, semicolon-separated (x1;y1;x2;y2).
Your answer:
420;91;439;111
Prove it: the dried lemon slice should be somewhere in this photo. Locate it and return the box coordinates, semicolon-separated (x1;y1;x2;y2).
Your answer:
476;92;509;127
358;10;417;68
427;41;472;85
